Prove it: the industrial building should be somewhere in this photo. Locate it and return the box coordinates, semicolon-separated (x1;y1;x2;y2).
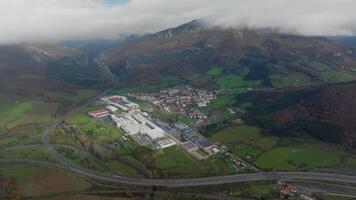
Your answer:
181;141;199;151
88;108;110;118
106;105;118;113
155;138;177;149
111;111;165;141
174;122;199;141
155;119;181;140
97;95;220;154
102;95;138;111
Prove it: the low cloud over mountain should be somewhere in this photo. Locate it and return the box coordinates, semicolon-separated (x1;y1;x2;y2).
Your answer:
1;0;356;44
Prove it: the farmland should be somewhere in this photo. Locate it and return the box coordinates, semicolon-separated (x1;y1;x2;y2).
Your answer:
154;146;236;177
0;164;91;197
209;125;356;171
0;94;58;133
55;89;97;103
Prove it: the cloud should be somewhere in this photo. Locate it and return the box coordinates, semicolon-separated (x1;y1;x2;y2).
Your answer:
0;0;355;44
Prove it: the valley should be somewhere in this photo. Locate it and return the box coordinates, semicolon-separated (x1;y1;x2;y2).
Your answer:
1;21;356;199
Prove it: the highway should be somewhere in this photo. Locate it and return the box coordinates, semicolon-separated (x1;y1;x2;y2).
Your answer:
2;88;354;187
2;158;356;187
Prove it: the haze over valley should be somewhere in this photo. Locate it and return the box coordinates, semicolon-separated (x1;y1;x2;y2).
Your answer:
1;1;356;200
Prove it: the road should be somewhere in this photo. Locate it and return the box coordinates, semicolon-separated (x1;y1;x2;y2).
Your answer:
1;87;355;188
2;158;356;187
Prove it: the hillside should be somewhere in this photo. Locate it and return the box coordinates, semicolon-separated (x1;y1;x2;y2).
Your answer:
104;21;356;90
237;81;356;148
329;36;356;49
0;44;77;94
0;44;113;96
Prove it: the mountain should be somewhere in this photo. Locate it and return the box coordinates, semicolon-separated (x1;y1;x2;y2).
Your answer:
237;81;356;148
0;43;114;96
104;21;356;90
329;36;356;49
0;44;77;94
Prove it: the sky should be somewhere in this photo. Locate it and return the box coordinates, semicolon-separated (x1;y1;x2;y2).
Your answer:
0;0;356;44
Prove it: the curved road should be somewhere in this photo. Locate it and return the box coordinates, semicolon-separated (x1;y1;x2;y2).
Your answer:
8;88;350;187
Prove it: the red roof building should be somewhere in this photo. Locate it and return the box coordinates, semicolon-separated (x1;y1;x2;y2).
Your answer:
88;108;109;118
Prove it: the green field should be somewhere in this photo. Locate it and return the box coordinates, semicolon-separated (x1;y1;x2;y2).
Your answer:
202;95;235;113
270;72;315;88
2;165;42;182
56;89;97;102
207;67;222;76
154;146;236;177
69;107;124;140
0;94;58;132
211;125;261;144
155;147;206;176
1;164;91;197
106;160;141;176
254;144;356;171
0;146;52;161
210;125;278;161
229;183;275;198
217;74;261;93
209;125;356;171
211;125;279;150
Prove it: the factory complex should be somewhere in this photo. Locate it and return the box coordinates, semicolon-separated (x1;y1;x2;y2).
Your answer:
88;95;220;159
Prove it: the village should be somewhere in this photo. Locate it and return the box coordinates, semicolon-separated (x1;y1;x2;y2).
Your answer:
128;85;217;124
88;94;222;160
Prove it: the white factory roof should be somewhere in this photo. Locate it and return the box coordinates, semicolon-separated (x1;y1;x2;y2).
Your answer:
112;112;165;140
102;95;139;111
106;105;118;113
156;138;176;149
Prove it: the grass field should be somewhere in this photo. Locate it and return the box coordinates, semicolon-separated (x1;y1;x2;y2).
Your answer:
207;67;222;76
202;95;235;114
0;93;59;132
211;125;261;144
106;160;141;176
229;183;275;198
154;146;236;177
0;146;52;161
56;89;97;102
1;164;91;197
57;148;108;173
0;124;46;147
217;74;261;93
210;125;279;161
210;124;356;171
254;144;354;171
69;108;124;140
155;147;205;176
270;72;315;88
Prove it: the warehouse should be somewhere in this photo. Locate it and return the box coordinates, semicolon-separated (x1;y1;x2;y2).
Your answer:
88;108;109;118
155;138;176;149
102;95;138;111
111;112;165;140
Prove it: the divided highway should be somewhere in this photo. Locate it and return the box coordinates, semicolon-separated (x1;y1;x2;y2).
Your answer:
2;158;356;187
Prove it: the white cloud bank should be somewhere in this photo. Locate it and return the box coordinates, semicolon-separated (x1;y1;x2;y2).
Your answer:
0;0;356;44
